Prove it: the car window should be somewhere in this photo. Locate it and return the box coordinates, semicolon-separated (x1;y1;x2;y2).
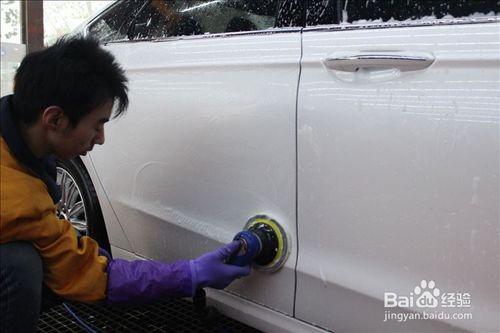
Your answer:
129;0;284;40
305;0;500;26
87;0;145;43
275;0;304;27
306;0;340;26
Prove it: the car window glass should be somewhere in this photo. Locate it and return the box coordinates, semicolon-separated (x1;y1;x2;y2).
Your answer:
305;0;500;26
276;0;304;27
306;0;340;26
87;0;145;43
129;0;281;40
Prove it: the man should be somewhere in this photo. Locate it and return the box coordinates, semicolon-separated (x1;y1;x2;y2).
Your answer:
0;36;250;333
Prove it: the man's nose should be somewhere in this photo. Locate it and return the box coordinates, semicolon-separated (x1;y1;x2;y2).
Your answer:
94;128;105;145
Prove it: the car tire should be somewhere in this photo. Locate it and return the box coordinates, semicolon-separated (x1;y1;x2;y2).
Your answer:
56;157;111;254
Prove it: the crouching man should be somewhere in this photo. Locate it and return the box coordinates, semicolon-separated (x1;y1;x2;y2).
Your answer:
0;36;250;333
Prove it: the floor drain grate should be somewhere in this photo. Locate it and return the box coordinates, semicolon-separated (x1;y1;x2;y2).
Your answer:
37;298;263;333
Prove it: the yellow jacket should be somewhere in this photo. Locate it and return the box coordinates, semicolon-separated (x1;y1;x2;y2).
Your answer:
0;137;108;303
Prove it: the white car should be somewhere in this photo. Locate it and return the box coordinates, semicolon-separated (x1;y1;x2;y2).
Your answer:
57;1;500;332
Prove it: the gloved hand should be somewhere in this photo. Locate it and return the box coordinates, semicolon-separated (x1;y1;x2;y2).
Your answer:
190;241;251;293
105;241;251;305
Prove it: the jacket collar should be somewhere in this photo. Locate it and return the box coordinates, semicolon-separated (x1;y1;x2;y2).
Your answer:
0;95;61;203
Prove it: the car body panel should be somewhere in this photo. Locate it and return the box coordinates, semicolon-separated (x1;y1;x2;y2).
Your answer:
89;32;301;314
79;1;500;331
296;22;499;332
81;156;133;251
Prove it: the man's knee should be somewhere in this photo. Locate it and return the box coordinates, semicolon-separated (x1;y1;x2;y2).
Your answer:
1;242;44;332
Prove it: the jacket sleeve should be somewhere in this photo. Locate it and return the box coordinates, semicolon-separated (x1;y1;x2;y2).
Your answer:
1;166;192;304
0;171;109;303
37;216;109;303
2;201;194;305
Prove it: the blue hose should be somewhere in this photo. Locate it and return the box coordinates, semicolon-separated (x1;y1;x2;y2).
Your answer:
62;303;98;333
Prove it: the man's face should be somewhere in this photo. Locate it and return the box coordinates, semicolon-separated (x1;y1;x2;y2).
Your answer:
52;100;113;160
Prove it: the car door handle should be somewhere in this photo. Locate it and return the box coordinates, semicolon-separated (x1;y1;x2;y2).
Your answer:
323;51;435;72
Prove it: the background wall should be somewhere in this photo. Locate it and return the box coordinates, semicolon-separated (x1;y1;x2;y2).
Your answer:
0;0;113;96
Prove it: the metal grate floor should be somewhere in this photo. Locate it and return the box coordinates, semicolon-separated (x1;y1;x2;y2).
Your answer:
37;298;263;333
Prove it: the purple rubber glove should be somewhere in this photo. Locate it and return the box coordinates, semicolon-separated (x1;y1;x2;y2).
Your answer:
190;241;251;294
106;259;192;305
104;242;250;305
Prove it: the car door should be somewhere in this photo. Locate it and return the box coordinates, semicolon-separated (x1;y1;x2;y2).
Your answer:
296;1;499;332
87;0;302;315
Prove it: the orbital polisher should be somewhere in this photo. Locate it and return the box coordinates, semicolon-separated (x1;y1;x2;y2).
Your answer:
194;215;290;326
228;215;290;272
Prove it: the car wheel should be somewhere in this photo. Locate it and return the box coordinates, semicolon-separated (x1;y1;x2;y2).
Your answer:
55;158;111;253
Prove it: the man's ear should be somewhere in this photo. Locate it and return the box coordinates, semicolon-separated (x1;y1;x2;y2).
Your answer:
41;106;69;131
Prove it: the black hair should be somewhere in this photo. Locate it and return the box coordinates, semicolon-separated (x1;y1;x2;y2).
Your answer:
13;35;128;126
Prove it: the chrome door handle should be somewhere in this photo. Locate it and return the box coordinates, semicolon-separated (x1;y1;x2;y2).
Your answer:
323;51;435;72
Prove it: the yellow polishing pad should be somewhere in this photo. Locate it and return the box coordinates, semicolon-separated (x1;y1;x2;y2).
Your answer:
245;215;290;273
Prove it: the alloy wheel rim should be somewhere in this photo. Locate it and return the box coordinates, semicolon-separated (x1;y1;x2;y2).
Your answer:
56;167;88;236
